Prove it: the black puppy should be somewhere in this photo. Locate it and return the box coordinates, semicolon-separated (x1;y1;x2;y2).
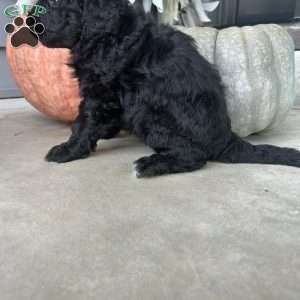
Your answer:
34;0;300;177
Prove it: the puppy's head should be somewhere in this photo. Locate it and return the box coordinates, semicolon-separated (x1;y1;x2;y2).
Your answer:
33;0;83;48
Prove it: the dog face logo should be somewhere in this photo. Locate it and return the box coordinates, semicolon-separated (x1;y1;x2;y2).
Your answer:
5;16;45;48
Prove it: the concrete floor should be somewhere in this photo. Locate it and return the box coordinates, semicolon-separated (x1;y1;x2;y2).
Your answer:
0;107;300;300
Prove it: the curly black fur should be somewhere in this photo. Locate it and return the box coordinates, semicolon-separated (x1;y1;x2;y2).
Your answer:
34;0;300;177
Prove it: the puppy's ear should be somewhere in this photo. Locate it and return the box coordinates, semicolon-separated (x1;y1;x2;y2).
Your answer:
32;0;84;48
81;0;124;37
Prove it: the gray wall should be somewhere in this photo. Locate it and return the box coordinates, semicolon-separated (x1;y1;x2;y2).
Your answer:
0;0;22;99
208;0;238;28
296;0;300;17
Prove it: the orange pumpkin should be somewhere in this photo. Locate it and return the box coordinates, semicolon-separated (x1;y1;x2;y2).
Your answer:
6;40;81;122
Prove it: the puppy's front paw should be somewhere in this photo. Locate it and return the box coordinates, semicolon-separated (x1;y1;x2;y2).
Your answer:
45;143;75;163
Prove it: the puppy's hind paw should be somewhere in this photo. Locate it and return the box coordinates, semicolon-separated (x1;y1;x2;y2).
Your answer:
133;155;165;178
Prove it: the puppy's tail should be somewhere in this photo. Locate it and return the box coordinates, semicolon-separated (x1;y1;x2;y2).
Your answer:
217;134;300;168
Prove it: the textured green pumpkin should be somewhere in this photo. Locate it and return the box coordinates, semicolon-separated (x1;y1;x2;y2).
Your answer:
178;24;295;137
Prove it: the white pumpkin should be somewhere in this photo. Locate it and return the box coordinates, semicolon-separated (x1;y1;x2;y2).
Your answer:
178;24;295;137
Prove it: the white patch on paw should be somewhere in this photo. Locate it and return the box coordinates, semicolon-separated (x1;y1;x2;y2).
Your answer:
132;164;141;178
